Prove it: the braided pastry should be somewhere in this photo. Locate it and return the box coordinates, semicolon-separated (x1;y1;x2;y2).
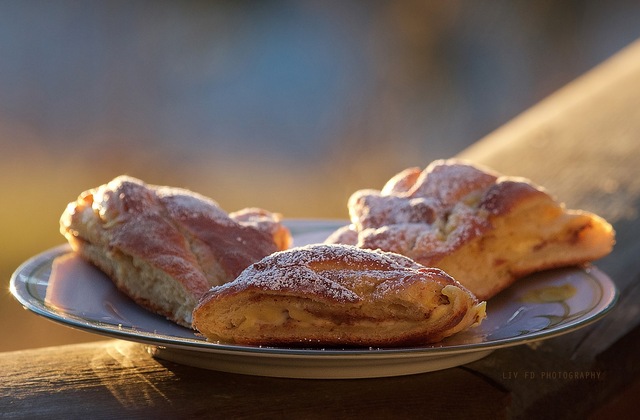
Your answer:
326;159;614;300
193;244;486;347
60;175;291;327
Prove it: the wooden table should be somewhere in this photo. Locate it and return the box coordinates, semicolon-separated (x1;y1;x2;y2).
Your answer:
3;39;640;420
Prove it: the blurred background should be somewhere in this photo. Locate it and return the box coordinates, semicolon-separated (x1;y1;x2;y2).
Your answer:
2;0;640;352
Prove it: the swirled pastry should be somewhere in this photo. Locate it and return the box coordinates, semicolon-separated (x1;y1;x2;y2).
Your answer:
60;175;291;327
192;244;486;347
326;159;615;300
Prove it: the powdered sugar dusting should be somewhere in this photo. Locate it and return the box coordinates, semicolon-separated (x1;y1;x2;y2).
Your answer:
156;186;238;228
206;244;446;303
229;207;284;237
328;159;506;264
349;192;438;231
380;167;422;195
408;159;497;206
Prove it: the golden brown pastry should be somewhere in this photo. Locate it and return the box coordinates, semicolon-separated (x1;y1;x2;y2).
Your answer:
60;175;291;327
192;244;486;347
326;159;615;300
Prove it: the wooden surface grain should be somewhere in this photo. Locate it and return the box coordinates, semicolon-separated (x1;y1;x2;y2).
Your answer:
3;38;640;420
0;340;509;419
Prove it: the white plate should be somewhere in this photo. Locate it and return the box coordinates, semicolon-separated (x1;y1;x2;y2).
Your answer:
10;220;618;379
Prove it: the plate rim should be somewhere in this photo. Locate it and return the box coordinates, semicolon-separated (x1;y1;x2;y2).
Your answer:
10;219;619;362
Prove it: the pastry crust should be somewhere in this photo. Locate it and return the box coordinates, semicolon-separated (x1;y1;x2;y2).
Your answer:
60;175;291;327
192;244;486;347
326;159;615;300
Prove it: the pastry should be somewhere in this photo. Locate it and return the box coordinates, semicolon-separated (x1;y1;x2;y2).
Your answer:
60;175;291;327
326;159;615;300
192;244;486;347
